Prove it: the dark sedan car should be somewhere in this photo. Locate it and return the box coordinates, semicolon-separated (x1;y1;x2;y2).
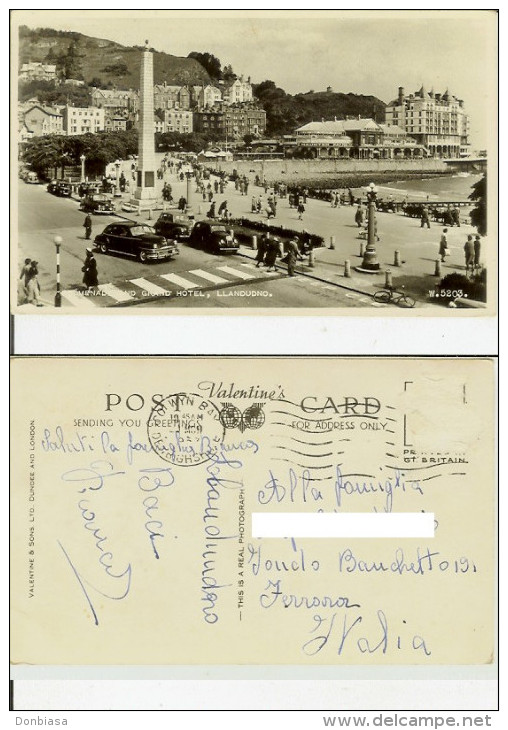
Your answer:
153;212;193;242
94;221;179;263
80;193;115;214
188;220;239;254
47;180;72;197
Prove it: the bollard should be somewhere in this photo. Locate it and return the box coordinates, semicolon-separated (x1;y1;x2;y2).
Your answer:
344;260;351;278
252;234;257;251
147;207;152;220
198;205;203;215
308;248;315;268
329;235;336;250
394;250;401;267
385;269;393;288
359;241;365;257
434;259;442;277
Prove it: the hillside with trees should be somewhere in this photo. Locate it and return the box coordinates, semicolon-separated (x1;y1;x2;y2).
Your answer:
253;81;386;136
19;26;211;88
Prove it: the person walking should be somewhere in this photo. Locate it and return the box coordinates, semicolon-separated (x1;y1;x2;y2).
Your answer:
439;228;449;262
464;235;475;273
420;206;430;229
286;237;303;277
26;261;43;306
297;201;305;220
264;236;280;272
474;235;481;268
355;203;364;228
19;258;32;303
208;201;216;219
82;248;98;290
255;234;268;268
83;214;92;241
452;206;461;227
19;258;32;288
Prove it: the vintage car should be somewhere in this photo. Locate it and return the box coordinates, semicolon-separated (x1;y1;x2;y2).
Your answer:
153;212;193;242
80;193;115;214
24;171;40;184
94;221;179;263
47;180;72;197
188;220;239;254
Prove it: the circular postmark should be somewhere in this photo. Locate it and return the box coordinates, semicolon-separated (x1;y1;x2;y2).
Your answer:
147;393;225;467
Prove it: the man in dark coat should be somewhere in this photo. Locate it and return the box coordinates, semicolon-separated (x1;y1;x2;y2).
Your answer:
264;236;280;271
83;214;92;240
464;235;475;273
82;248;98;290
420;206;430;229
286;237;303;277
256;234;268;267
474;235;481;268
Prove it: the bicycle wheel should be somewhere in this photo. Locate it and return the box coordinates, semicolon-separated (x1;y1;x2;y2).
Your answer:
373;289;391;303
399;294;416;308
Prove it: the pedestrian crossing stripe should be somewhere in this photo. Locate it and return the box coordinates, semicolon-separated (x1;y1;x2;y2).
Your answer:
61;262;283;308
218;265;255;280
160;273;200;289
61;290;98;308
130;278;169;296
188;268;229;285
98;283;134;302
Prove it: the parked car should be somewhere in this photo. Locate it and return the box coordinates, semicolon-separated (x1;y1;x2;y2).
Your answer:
47;180;72;197
188;220;239;254
94;221;179;263
25;171;40;184
153;212;193;242
80;193;115;214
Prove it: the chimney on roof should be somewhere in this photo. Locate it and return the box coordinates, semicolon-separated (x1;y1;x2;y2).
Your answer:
398;86;405;104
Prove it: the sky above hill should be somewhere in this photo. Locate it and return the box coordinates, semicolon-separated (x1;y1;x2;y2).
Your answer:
15;9;497;148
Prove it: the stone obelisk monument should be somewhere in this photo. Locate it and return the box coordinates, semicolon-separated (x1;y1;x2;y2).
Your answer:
133;40;157;210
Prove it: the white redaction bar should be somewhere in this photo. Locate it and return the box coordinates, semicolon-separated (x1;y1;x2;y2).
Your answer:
252;513;435;538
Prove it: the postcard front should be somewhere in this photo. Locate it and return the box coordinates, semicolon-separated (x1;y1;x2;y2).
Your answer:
11;357;495;665
11;10;497;315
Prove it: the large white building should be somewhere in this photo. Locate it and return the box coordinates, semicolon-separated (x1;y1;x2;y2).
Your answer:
21;105;63;137
385;86;470;158
221;76;253;105
63;106;105;135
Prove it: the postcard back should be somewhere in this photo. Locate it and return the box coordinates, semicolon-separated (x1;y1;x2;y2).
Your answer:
11;357;495;665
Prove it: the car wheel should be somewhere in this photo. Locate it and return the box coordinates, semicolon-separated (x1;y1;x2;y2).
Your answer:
138;250;148;263
99;242;108;254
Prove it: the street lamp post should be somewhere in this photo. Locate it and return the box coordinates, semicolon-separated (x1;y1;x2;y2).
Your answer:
357;182;381;272
54;236;62;308
80;154;86;183
114;160;122;197
186;171;193;213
